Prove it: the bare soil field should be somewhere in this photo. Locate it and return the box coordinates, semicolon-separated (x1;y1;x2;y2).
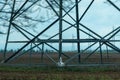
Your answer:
0;52;120;65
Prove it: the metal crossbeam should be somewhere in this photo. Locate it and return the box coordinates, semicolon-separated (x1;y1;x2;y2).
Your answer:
8;39;120;43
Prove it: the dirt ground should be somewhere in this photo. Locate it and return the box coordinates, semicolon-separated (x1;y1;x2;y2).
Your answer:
0;52;120;65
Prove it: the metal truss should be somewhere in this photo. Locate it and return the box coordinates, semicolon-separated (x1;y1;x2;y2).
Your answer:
0;0;120;66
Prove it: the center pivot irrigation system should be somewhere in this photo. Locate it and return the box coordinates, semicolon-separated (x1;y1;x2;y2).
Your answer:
0;0;120;66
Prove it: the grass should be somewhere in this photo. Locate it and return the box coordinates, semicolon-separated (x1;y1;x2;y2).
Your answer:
0;65;119;72
0;65;120;80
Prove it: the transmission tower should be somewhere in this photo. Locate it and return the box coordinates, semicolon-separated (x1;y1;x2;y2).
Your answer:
0;0;120;66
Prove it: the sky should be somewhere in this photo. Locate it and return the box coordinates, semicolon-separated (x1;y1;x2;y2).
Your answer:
0;0;120;51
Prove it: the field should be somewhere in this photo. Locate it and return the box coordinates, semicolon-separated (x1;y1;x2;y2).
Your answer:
1;52;120;65
0;52;120;80
0;66;120;80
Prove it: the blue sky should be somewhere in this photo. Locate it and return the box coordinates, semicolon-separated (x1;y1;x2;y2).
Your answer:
0;0;120;51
